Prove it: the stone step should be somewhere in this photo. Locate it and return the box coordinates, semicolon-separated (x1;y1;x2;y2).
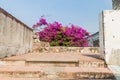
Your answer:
0;52;106;68
0;60;25;66
0;66;43;78
42;67;114;79
78;61;106;68
0;66;114;79
61;79;115;80
0;77;115;80
26;58;79;67
26;58;106;68
0;58;106;68
0;77;49;80
0;58;79;67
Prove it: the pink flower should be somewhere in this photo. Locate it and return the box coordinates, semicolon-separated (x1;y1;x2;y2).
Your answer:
53;21;62;27
39;17;47;25
33;17;89;47
32;24;37;28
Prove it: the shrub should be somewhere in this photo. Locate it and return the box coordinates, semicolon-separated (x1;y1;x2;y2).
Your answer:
32;17;89;47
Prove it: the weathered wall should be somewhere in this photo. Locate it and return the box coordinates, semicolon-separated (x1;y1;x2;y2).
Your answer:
99;10;120;66
46;47;99;53
112;0;120;10
33;44;99;53
0;8;33;58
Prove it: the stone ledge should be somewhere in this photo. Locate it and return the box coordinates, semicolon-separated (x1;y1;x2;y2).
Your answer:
26;58;79;63
0;77;49;80
0;78;114;80
0;66;114;79
42;67;114;79
41;47;99;53
58;78;115;80
1;53;105;67
26;58;79;67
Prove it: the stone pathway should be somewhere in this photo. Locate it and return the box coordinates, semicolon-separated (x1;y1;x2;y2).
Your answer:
0;52;115;80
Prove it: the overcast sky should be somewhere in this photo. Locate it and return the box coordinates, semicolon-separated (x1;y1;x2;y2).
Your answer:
0;0;112;33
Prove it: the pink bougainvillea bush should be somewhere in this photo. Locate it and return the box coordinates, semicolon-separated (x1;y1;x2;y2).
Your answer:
32;17;89;47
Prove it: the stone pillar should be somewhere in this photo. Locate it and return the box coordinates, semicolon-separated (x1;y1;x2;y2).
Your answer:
99;10;120;65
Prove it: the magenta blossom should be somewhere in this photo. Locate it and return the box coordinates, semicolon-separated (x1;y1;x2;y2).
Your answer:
32;17;47;29
32;24;37;28
39;17;47;25
33;17;89;47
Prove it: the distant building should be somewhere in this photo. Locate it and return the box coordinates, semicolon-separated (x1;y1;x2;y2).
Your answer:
112;0;120;10
87;32;99;47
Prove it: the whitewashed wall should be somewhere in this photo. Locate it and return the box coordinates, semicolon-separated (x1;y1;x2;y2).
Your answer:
0;8;33;58
99;10;120;66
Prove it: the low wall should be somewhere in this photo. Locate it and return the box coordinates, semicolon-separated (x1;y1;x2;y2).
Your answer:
32;35;99;53
0;8;33;58
41;46;99;53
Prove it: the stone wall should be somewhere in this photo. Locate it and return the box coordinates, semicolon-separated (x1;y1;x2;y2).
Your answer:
48;47;99;53
32;33;99;53
0;8;33;58
32;33;50;53
40;46;99;53
112;0;120;10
